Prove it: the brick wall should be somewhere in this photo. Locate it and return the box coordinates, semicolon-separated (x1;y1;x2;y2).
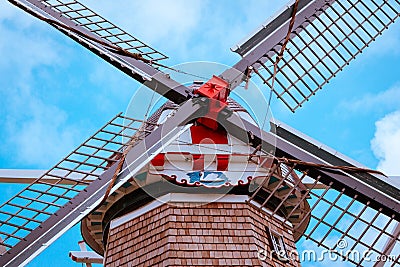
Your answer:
105;201;300;267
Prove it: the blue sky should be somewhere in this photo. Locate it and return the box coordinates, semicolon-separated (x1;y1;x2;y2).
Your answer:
0;0;400;266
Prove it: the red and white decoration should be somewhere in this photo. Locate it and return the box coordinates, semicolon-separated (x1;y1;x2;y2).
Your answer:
139;107;271;187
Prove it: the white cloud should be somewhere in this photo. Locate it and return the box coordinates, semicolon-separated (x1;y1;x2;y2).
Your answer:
0;1;81;168
80;0;205;58
365;20;400;57
0;1;38;27
0;3;66;84
2;85;81;168
371;110;400;176
339;86;400;114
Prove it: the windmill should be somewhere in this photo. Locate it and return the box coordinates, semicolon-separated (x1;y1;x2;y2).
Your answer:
0;0;399;266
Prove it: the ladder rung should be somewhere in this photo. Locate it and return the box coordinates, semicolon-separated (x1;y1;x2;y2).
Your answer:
52;167;99;180
114;39;141;45
51;1;76;8
0;220;32;232
7;203;52;216
109;121;143;131
80;20;106;27
35;180;82;192
0;211;42;224
17;195;62;208
0;242;12;248
42;173;91;185
118;115;158;125
82;144;122;154
127;45;150;51
140;51;158;56
64;158;108;169
92;26;116;32
90;136;126;146
0;231;24;241
62;7;87;14
100;129;132;139
102;32;126;39
73;151;117;163
26;188;72;200
71;13;98;20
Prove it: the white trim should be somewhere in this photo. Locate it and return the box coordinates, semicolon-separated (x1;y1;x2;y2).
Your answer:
110;193;290;229
110;194;170;229
69;251;103;264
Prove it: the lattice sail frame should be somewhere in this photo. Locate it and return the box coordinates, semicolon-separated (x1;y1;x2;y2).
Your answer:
249;159;400;267
9;0;192;105
228;0;400;112
38;0;168;62
0;113;152;251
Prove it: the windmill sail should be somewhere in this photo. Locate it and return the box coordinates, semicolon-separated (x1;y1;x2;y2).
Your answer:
8;0;191;104
0;99;202;266
0;113;144;265
250;159;400;266
269;121;400;266
222;0;400;112
217;110;400;266
20;0;169;62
